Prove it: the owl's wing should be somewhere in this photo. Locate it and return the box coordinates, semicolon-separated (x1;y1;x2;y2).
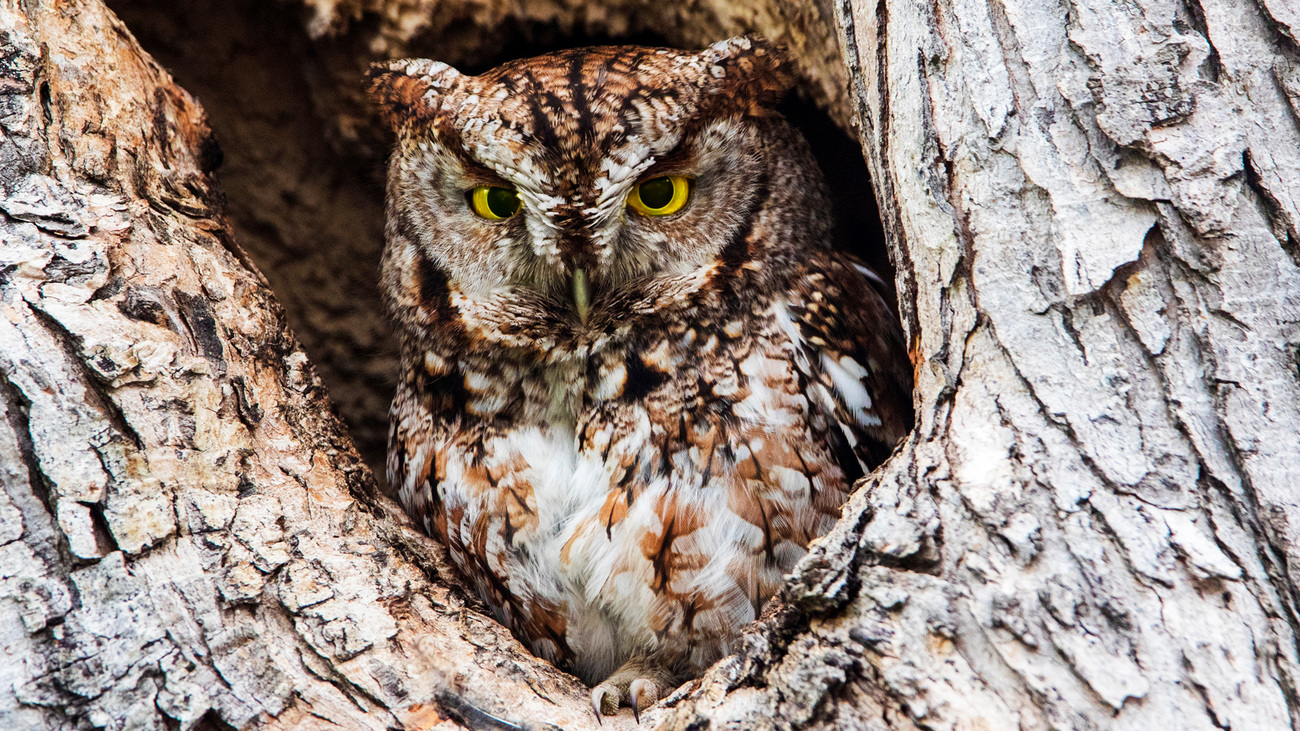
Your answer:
388;365;576;667
781;250;914;482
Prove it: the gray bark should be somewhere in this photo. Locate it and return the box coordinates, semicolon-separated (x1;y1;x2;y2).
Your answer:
0;3;593;729
665;0;1300;726
4;0;1300;729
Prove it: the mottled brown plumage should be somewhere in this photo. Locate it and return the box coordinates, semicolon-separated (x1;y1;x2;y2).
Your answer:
368;36;912;718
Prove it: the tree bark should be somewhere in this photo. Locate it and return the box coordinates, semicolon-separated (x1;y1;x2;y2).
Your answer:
0;3;596;730
4;1;1300;730
665;0;1300;726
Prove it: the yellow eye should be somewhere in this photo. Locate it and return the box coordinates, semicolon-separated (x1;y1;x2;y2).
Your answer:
468;186;522;220
627;175;693;217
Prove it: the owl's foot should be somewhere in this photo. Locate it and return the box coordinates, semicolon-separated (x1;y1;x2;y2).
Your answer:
590;661;674;724
591;679;658;724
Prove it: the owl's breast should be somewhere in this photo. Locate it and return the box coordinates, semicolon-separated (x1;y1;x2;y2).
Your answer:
425;410;645;680
404;304;869;683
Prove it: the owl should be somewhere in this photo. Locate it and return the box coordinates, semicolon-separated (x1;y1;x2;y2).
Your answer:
368;36;913;720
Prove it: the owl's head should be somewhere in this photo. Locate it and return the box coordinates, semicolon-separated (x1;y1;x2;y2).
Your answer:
369;36;829;349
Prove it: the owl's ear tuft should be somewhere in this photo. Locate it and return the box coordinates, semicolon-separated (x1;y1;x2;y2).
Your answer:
367;59;464;131
696;36;794;113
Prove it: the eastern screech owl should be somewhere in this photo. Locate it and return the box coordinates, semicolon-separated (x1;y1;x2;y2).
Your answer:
368;36;912;719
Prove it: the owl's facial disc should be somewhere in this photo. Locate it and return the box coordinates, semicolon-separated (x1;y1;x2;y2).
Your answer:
411;112;764;332
372;36;798;338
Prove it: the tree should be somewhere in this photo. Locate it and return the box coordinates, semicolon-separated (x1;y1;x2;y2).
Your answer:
2;0;1298;728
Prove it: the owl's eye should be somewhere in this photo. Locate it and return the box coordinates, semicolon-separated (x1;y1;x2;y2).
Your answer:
468;186;522;220
627;175;693;217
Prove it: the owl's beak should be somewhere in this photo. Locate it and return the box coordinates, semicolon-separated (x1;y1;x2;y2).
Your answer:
571;268;591;325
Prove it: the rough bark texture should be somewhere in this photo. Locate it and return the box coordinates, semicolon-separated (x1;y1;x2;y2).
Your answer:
3;0;1300;729
661;0;1300;726
0;3;598;729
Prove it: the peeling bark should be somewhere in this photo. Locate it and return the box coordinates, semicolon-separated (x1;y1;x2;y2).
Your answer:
4;0;1300;729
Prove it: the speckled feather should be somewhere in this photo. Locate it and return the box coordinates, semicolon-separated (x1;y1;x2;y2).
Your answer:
369;37;912;692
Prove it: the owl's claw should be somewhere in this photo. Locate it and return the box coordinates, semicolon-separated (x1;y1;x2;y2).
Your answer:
628;678;659;723
591;685;616;723
590;668;666;724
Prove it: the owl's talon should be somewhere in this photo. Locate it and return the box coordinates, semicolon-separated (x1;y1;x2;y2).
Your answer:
591;685;618;721
628;679;659;723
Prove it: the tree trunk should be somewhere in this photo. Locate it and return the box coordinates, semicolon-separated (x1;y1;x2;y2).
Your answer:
3;1;1299;730
0;3;595;730
667;0;1300;723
